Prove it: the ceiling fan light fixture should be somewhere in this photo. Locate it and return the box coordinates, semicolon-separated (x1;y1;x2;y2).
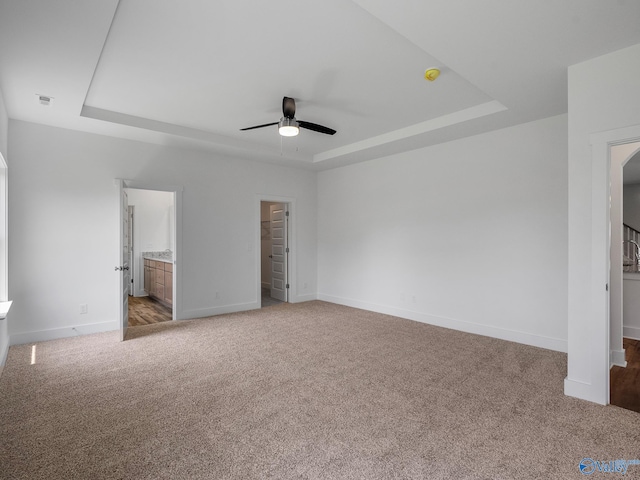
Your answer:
278;117;299;137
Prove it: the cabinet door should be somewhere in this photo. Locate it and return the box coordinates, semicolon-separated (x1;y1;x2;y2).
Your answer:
155;283;164;301
150;274;157;297
164;269;173;306
154;265;164;286
144;266;151;294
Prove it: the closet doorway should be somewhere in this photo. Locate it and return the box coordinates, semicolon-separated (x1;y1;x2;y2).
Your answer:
260;201;289;308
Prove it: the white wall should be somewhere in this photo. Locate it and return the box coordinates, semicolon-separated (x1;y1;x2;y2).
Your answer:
623;275;640;340
567;42;640;404
623;183;640;232
126;188;174;296
8;120;317;343
318;114;568;351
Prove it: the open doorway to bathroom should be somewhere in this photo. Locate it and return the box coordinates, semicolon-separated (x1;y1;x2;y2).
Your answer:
260;201;289;308
126;188;175;326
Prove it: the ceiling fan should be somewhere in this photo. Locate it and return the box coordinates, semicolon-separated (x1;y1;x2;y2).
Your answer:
240;97;336;137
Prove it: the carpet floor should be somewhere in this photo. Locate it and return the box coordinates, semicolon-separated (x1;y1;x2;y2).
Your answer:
1;301;640;479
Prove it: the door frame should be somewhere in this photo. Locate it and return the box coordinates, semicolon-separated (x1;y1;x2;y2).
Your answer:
256;195;296;305
610;142;640;370
117;179;183;322
569;124;640;404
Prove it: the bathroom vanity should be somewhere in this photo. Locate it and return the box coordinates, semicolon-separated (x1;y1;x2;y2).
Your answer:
143;253;173;308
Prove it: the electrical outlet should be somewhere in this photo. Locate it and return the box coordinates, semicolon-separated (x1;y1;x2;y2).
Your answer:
215;292;220;299
80;304;88;314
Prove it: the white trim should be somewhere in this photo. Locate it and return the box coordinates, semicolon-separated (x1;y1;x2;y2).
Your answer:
291;293;318;303
623;325;640;340
610;349;627;368
179;301;259;320
318;294;567;353
564;378;600;404
9;321;118;346
0;152;7;303
0;300;11;320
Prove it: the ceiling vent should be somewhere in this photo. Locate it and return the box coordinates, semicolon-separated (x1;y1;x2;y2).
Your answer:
36;94;52;106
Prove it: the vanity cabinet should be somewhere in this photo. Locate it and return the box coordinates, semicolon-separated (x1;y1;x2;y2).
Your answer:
144;259;173;307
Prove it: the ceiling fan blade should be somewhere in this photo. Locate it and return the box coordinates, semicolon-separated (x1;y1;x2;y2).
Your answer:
298;120;336;135
240;122;279;131
282;97;296;119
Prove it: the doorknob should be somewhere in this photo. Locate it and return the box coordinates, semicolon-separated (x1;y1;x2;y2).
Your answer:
115;266;130;271
269;255;273;258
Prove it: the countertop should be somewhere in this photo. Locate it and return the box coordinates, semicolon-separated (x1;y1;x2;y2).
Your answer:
143;251;173;264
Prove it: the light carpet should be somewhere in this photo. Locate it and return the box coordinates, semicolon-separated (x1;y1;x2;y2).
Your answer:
1;301;639;479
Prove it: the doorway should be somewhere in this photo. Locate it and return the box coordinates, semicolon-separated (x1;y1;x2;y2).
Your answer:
117;179;183;341
570;125;640;405
260;201;289;308
610;144;640;412
126;188;175;326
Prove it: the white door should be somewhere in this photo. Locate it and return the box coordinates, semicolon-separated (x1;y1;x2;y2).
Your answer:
118;185;130;341
270;203;288;302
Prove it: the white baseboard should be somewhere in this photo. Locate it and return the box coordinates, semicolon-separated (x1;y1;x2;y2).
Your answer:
178;301;260;320
610;349;627;368
564;377;607;405
291;293;318;303
10;321;118;346
317;294;567;353
623;325;640;340
261;282;270;290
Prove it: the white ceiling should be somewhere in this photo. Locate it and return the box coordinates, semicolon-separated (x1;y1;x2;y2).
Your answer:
1;0;639;170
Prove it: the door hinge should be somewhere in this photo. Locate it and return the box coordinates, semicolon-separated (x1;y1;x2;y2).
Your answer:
286;247;289;253
606;283;609;291
286;284;290;289
285;211;289;217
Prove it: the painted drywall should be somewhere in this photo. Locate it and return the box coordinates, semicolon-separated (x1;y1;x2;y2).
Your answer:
567;42;640;403
126;188;174;296
623;183;640;233
623;275;640;340
8;120;318;343
318;114;568;351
